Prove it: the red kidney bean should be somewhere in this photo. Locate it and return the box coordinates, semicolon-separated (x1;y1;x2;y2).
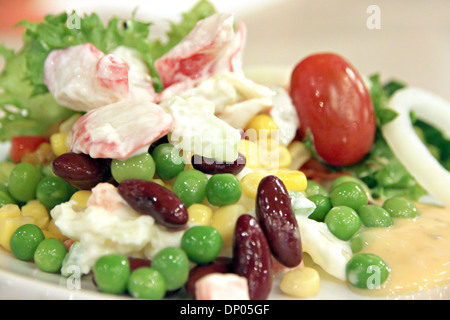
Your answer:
128;257;151;272
256;175;302;268
52;152;110;190
185;257;232;299
117;179;188;228
191;152;246;175
232;214;272;300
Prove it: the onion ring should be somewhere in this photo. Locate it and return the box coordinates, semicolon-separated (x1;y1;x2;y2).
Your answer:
382;87;450;206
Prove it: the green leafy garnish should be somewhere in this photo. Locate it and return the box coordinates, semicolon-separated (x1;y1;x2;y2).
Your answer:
0;0;216;142
0;44;75;140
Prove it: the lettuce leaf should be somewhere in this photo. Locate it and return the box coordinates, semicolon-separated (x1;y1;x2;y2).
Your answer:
0;0;216;142
0;44;75;140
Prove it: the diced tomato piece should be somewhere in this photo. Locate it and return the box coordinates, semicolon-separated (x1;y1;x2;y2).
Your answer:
10;136;49;163
300;158;352;183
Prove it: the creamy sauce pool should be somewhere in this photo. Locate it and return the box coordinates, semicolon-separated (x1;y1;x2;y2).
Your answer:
354;203;450;297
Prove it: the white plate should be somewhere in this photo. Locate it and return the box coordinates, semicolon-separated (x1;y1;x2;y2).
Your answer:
1;246;449;300
0;0;449;301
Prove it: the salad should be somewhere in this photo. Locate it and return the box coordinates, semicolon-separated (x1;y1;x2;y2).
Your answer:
0;0;449;300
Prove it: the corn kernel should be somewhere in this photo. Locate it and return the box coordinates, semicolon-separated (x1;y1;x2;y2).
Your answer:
277;145;292;169
246;114;279;140
21;200;50;229
211;204;246;248
288;141;311;170
0;216;35;251
261;144;292;170
42;229;59;240
50;132;70;156
187;204;213;226
280;267;320;298
240;171;268;198
0;204;22;224
273;169;307;192
70;190;92;208
150;179;165;187
20;142;55;166
47;219;68;242
238;139;262;170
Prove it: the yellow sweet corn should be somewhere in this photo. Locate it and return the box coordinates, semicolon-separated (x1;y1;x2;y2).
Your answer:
246;114;279;140
0;204;22;224
42;229;60;240
70;190;92;208
280;267;320;298
241;169;307;199
47;219;68;242
238;139;262;170
210;204;246;248
273;169;307;192
261;144;292;170
187;204;213;226
288;141;311;170
150;179;165;187
50;132;70;156
240;171;268;198
21;200;50;229
277;145;292;169
0;216;35;251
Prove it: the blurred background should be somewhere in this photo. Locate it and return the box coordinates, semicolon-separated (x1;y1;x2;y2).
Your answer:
1;0;449;100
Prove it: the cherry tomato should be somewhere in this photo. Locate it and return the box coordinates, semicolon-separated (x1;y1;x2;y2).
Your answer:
290;53;376;166
10;136;49;163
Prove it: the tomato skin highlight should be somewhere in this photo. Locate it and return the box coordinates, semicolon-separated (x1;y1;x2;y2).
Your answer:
289;53;376;167
10;136;49;163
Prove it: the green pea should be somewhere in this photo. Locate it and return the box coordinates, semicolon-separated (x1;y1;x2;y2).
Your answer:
349;234;366;254
325;206;362;241
0;188;16;206
151;247;189;291
111;152;156;183
206;173;242;206
172;169;208;208
346;253;390;289
181;226;222;264
307;194;332;222
92;253;131;295
127;267;166;300
36;176;75;209
382;197;419;218
357;204;393;228
10;224;45;261
0;162;15;188
330;176;367;192
34;238;68;273
304;180;329;198
151;143;185;180
8;162;42;202
330;182;368;211
40;163;55;177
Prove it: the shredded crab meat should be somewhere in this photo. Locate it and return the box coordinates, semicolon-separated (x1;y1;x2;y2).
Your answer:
69;100;173;159
195;273;250;300
155;13;246;100
44;44;156;111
